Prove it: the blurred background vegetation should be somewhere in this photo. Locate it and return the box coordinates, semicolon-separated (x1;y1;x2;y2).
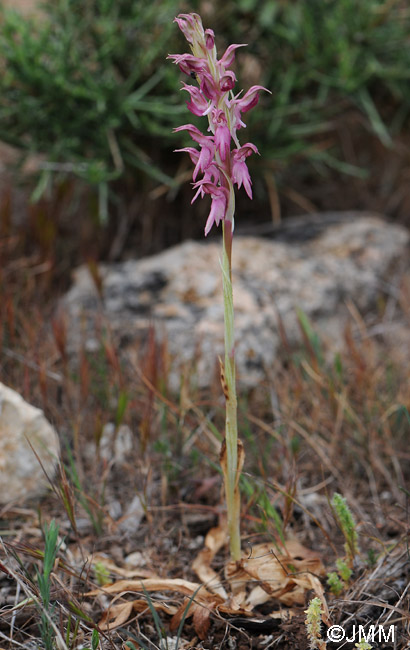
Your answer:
0;0;409;265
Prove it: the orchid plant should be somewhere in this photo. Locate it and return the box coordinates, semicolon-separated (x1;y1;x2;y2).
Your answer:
168;13;269;561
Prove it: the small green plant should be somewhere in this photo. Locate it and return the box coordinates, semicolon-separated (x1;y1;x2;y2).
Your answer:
93;561;111;587
83;628;100;650
326;571;344;596
331;492;359;565
336;557;352;582
36;520;62;650
355;640;373;650
304;597;325;650
327;557;353;595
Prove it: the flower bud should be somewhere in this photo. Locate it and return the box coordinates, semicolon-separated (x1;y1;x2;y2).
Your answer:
205;29;215;50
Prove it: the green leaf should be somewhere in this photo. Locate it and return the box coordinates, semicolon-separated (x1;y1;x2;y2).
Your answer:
91;628;99;650
357;87;392;147
30;170;51;203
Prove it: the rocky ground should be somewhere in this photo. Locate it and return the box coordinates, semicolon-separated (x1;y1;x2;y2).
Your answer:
0;204;409;648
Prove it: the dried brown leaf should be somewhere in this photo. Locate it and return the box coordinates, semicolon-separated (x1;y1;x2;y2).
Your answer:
87;577;222;602
99;601;134;630
169;598;194;632
226;541;326;608
99;598;178;630
170;598;215;640
192;601;213;639
192;523;228;599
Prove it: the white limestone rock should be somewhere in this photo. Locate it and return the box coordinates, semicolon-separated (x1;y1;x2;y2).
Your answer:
62;212;409;389
0;383;60;504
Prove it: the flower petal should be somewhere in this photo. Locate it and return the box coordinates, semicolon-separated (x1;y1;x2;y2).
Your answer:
219;43;247;69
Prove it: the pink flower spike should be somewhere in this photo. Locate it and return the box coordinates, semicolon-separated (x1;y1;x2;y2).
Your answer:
219;43;247;69
231;143;259;199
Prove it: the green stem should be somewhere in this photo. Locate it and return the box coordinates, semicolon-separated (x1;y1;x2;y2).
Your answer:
221;201;241;561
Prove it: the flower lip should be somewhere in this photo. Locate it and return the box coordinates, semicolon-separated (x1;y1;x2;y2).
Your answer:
220;71;236;92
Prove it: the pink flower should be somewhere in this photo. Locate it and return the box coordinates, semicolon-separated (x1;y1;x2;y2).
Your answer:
230;85;271;131
174;124;215;179
200;72;219;101
167;53;206;76
220;71;236;92
176;147;221;186
236;85;268;112
204;29;215;50
212;110;231;162
181;84;209;116
231;143;259;198
174;13;204;45
192;182;229;236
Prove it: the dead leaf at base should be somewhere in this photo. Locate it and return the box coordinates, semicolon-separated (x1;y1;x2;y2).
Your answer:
192;521;228;599
89;536;330;637
225;539;330;624
99;598;179;630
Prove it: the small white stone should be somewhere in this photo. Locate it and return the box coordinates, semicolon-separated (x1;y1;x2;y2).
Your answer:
119;494;145;534
124;550;146;566
0;383;60;504
99;423;133;464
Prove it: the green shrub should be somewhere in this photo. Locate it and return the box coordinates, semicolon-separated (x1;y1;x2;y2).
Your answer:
0;0;184;219
216;0;410;171
0;0;409;228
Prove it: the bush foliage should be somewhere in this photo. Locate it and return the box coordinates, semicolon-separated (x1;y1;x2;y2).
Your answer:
0;0;409;222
